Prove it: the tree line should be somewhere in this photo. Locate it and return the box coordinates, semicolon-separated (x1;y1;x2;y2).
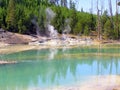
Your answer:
0;0;120;40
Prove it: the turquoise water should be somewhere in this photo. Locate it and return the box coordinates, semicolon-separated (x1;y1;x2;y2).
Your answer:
0;45;120;90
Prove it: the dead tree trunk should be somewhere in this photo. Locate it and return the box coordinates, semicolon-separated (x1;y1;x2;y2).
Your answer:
97;0;101;40
108;0;114;29
116;0;119;39
100;0;104;40
61;0;67;7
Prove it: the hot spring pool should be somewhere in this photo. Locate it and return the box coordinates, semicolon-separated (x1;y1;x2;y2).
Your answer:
0;44;120;90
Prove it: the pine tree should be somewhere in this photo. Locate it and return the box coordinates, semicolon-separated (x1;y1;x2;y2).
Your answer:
104;19;114;39
6;0;16;31
70;8;78;33
52;7;65;33
84;25;89;36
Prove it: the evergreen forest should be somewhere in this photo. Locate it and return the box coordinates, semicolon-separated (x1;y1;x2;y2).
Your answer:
0;0;120;40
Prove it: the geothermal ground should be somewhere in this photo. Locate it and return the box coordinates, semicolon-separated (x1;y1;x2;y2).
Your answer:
0;29;120;47
0;30;93;46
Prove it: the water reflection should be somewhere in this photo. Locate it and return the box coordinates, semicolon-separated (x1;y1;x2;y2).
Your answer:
48;48;58;60
0;46;120;90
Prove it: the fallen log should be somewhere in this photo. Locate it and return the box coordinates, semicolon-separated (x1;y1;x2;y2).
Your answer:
0;61;17;64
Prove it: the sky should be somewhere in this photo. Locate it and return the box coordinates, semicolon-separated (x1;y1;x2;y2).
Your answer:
75;0;117;15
